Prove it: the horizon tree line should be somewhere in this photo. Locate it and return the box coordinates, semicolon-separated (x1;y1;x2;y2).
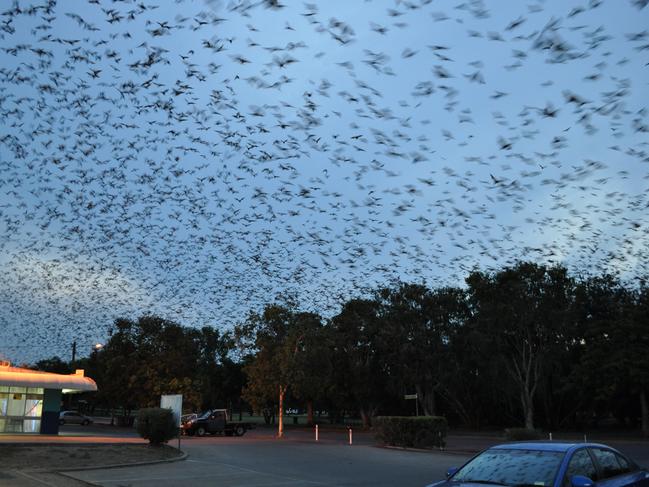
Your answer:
32;261;649;437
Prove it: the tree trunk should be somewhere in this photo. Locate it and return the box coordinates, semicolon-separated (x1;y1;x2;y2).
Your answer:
278;385;286;438
523;392;534;430
641;388;649;438
416;384;435;416
360;408;371;428
359;406;376;428
306;399;314;425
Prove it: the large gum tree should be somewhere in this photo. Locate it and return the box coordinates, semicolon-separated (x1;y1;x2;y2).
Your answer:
466;263;574;430
236;304;322;438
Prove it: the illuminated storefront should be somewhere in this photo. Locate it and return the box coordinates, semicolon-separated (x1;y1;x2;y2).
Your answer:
0;362;97;434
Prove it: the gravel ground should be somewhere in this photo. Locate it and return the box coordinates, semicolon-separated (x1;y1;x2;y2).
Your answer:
0;443;182;470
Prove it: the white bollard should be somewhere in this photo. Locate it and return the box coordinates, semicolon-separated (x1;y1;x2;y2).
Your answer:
584;434;587;443
549;432;553;441
315;424;319;442
348;427;353;445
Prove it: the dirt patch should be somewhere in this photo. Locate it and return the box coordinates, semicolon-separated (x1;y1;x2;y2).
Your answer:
0;444;182;472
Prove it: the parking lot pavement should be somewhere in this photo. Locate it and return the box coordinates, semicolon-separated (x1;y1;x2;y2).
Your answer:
65;431;466;487
1;470;91;487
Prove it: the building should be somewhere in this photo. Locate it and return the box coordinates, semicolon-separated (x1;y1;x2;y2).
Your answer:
0;361;97;434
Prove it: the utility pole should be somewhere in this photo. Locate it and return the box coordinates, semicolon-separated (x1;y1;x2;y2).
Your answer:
71;341;77;363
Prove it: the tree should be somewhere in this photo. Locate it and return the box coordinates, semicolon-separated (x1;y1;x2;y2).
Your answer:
572;277;649;436
97;318;140;418
377;284;467;417
330;298;387;427
237;304;322;438
466;263;574;430
632;286;649;436
33;356;72;374
438;310;501;428
95;316;230;416
195;326;238;410
291;323;334;425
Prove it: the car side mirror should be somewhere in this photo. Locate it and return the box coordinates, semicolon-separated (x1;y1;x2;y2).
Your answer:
446;467;459;479
571;475;594;487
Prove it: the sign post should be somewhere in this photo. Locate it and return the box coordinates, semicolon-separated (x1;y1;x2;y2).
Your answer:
161;394;183;450
404;393;418;416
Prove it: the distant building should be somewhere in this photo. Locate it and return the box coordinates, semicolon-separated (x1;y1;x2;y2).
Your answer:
0;361;97;434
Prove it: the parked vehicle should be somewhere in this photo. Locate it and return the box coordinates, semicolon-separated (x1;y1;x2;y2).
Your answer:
181;413;198;424
181;409;253;437
426;442;649;487
59;411;93;426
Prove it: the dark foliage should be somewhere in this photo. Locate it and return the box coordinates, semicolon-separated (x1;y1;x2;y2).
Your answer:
36;262;649;437
504;427;543;441
136;408;177;445
374;416;447;448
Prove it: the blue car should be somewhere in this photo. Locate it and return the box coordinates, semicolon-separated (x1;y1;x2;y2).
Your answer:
427;442;649;487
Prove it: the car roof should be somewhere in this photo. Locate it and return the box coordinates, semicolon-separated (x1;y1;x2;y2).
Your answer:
491;442;610;453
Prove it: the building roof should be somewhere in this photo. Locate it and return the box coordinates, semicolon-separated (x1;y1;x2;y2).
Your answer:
0;364;97;392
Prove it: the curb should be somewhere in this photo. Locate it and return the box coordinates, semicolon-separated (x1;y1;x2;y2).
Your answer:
59;449;188;472
382;445;477;455
56;450;188;486
0;440;144;446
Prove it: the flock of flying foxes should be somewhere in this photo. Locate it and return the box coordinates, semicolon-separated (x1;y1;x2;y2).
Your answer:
0;0;648;361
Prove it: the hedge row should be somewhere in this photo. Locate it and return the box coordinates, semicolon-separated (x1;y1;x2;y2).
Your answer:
374;416;447;449
136;408;177;445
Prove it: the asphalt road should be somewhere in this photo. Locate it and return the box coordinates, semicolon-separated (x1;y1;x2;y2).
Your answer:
65;429;465;487
3;425;647;487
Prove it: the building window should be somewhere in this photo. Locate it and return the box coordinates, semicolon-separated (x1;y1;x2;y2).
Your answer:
0;387;44;434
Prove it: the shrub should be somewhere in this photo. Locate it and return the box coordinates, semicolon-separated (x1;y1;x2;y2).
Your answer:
504;427;542;441
374;416;447;449
136;408;177;446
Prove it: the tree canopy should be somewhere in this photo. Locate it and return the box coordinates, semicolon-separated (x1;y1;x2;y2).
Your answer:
38;262;649;436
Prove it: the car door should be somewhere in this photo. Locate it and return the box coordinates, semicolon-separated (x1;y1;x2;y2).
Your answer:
210;410;226;432
589;447;649;487
65;412;79;424
562;447;599;487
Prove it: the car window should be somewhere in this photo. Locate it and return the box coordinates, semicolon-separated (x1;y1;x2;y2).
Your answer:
590;449;629;479
564;449;598;486
453;449;564;487
614;453;633;472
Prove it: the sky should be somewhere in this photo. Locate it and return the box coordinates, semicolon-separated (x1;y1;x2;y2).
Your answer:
0;0;648;363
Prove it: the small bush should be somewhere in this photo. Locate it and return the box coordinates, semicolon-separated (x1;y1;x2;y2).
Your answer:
136;408;177;446
374;416;447;449
504;427;542;441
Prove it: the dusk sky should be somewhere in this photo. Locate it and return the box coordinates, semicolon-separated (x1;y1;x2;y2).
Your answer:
1;0;648;363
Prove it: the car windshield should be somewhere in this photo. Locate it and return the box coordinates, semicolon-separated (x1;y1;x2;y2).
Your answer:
197;411;212;420
452;449;564;487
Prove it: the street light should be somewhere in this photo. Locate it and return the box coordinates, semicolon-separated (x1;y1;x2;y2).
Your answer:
92;343;103;352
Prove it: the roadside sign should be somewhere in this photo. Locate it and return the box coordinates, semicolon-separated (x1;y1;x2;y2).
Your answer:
161;394;183;449
161;394;183;428
404;393;419;416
